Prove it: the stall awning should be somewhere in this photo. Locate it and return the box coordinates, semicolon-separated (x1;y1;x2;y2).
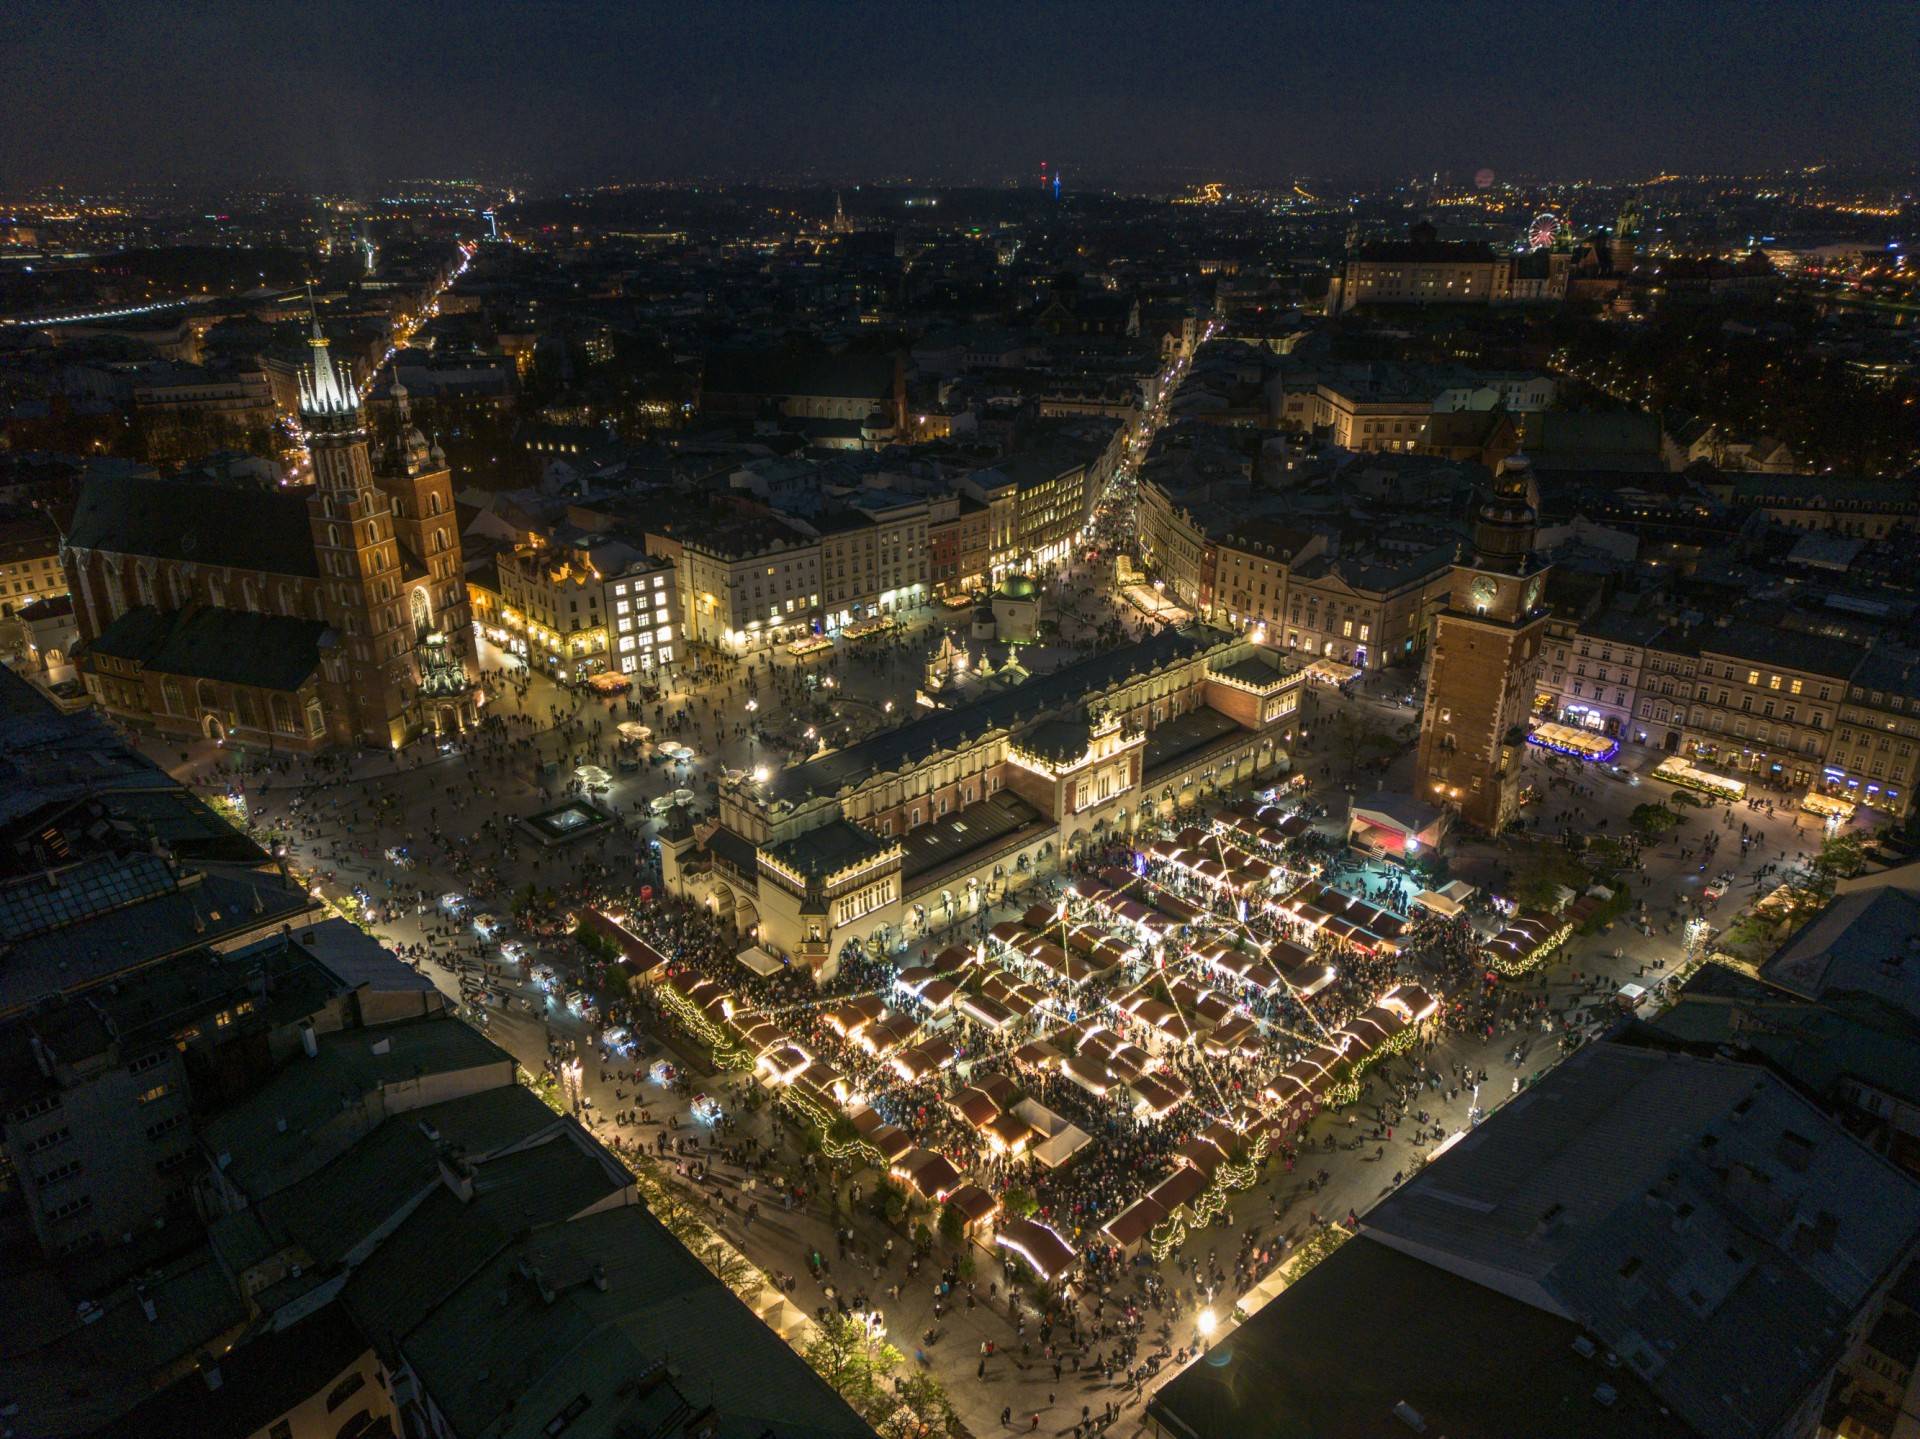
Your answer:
735;945;783;976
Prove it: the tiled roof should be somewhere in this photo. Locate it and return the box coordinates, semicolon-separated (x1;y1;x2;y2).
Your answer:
66;471;320;577
87;605;331;692
768;624;1233;801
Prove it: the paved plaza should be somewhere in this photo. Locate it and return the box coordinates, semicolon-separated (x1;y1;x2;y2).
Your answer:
119;597;1843;1437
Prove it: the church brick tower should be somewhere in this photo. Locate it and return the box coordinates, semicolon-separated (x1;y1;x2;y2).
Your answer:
300;320;417;747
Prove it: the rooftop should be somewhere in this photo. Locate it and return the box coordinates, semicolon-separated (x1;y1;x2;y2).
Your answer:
901;790;1050;890
91;1300;373;1439
1361;1042;1920;1439
86;604;332;693
202;1015;514;1199
1149;1236;1690;1439
767;625;1233;802
66;470;319;578
1761;887;1920;1016
397;1204;873;1439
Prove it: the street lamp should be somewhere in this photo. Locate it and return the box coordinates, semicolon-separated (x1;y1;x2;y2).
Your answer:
1196;1309;1217;1342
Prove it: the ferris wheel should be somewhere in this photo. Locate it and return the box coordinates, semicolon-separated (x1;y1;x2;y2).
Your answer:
1528;211;1563;250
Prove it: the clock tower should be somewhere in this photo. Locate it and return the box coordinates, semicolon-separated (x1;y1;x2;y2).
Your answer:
1415;453;1550;832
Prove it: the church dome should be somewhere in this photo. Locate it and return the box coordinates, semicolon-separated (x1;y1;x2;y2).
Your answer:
997;574;1038;601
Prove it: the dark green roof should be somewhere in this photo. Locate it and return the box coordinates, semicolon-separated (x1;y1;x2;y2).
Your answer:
398;1205;874;1439
998;574;1039;599
703;348;895;402
88;605;331;692
1016;716;1091;762
765;817;892;879
67;471;320;577
1150;1237;1689;1439
768;624;1233;801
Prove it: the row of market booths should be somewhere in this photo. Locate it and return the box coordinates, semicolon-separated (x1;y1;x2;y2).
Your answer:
1260;982;1439;1119
1142;827;1289;901
1046;978;1435;1264
1070;868;1208;946
1481;910;1574;977
1098;981;1441;1261
987;903;1137;990
1213;798;1317;857
644;928;1093;1286
1266;880;1409;956
1188;934;1335;1006
849;1100;1082;1289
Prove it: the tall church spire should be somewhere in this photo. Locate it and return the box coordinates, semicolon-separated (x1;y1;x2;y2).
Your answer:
298;288;359;423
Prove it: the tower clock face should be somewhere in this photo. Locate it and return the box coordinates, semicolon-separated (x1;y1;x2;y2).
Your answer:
1470;575;1498;610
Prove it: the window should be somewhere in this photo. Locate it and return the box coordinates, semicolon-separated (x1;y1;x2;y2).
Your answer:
23;1126;71;1155
136;1083;171;1106
37;1158;83;1186
326;1373;368;1413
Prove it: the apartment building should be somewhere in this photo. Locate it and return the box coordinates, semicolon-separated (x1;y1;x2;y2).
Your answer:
1677;623;1857;792
1540;610;1666;741
496;534;678;679
1828;649;1920;819
649;520;822;652
0;513;65;618
1310;375;1432;453
817;492;931;630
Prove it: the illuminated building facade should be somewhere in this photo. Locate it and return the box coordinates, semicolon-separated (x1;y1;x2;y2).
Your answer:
1415;454;1551;831
659;627;1302;975
66;326;476;749
496;536;679;678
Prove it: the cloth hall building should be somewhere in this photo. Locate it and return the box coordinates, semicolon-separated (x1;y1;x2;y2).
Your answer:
64;325;478;750
660;625;1303;975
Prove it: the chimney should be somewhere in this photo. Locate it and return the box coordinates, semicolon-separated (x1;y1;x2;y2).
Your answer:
201;1360;223;1392
438;1153;476;1204
299;1022;318;1059
593;1262;610;1293
29;1033;53;1079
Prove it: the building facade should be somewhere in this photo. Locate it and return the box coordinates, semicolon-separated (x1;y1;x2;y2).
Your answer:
1415;455;1552;831
1677;624;1854;795
66;325;478;749
649;522;822;653
661;626;1302;974
0;514;66;619
496;536;679;679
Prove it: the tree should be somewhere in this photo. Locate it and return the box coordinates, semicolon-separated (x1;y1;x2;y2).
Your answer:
1814;833;1865;883
870;1176;908;1224
875;1371;964;1439
1326;709;1396;784
938;1201;966;1249
804;1313;902;1421
1627;803;1681;841
1512;845;1588;911
1002;1185;1038;1219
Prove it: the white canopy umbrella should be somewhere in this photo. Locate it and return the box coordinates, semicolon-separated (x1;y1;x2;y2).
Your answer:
618;722;652;741
575;764;611;785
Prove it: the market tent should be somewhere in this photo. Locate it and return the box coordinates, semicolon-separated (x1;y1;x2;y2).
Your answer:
735;946;783;977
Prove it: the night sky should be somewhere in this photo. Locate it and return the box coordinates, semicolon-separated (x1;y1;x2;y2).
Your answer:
4;0;1915;188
